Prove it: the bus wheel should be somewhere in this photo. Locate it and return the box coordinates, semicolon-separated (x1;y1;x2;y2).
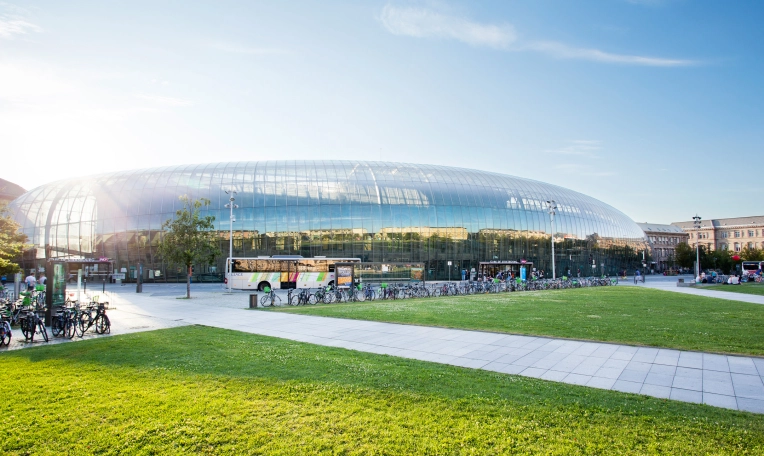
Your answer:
258;282;271;292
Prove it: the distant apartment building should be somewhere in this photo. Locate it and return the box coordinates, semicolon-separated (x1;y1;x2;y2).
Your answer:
671;216;764;252
637;223;689;271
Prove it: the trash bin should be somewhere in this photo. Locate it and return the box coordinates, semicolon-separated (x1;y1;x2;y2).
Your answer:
249;294;258;308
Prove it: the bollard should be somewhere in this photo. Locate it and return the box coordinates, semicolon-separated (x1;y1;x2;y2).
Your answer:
249;294;258;308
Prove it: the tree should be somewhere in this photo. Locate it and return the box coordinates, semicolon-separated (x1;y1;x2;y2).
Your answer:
704;247;733;274
674;242;696;269
0;202;28;276
741;246;764;262
157;196;221;298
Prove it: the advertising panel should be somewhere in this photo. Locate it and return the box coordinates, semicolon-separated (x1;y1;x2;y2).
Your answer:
336;265;354;287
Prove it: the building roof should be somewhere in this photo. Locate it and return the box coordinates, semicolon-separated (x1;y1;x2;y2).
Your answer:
0;178;26;203
10;160;647;242
672;216;764;230
637;223;687;234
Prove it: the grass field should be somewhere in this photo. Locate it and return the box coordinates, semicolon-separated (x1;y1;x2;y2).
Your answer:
705;282;764;296
273;287;764;356
1;327;763;454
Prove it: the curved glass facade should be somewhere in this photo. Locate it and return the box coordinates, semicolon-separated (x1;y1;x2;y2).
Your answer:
9;161;647;280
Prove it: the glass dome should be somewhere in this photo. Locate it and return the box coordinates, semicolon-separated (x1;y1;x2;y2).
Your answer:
10;161;647;280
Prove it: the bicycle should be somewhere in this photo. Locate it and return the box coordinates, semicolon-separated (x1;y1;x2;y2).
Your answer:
259;287;281;307
289;289;314;306
19;304;48;342
0;305;12;346
78;300;111;336
51;303;77;339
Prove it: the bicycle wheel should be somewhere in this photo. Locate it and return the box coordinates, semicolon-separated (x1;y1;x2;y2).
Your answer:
260;295;271;307
289;294;300;306
77;314;89;337
21;317;33;341
95;314;110;334
273;295;281;306
37;319;49;342
0;322;10;346
308;294;317;305
65;317;76;339
51;316;63;337
356;291;366;302
323;293;334;304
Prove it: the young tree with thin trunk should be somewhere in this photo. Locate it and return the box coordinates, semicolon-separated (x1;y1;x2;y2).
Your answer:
157;196;221;298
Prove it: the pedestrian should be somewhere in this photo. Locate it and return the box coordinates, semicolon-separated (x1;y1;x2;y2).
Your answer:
38;273;47;285
577;268;581;278
25;272;36;291
0;275;6;286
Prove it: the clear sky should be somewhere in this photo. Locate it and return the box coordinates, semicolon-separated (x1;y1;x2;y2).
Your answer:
1;0;762;224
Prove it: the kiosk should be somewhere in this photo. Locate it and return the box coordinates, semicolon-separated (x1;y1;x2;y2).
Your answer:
45;258;114;325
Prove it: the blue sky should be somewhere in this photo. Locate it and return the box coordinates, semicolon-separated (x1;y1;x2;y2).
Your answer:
1;0;762;224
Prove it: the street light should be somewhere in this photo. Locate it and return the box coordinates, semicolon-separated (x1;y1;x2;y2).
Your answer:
224;190;238;294
692;214;701;278
546;200;557;279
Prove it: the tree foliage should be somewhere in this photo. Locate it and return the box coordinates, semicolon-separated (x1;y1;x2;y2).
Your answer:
0;202;28;276
157;196;221;298
674;242;696;269
740;246;764;262
703;247;733;274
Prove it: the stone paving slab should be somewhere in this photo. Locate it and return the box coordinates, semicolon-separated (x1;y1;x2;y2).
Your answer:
3;283;763;414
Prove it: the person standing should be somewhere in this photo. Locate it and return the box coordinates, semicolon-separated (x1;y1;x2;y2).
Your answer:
25;272;36;291
38;274;47;285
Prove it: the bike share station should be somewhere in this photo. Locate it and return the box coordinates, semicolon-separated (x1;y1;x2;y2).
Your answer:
44;258;114;325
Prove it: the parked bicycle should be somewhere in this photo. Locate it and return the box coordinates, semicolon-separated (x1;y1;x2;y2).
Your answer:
19;303;48;343
259;287;281;307
0;304;12;346
77;298;111;337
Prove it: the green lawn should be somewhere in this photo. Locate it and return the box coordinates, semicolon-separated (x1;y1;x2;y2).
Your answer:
705;282;764;296
273;287;764;356
1;327;762;454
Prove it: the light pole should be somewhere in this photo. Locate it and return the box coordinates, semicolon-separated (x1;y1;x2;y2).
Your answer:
224;190;238;294
692;214;701;278
546;200;557;279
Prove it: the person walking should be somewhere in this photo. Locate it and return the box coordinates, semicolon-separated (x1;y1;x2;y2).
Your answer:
38;274;47;285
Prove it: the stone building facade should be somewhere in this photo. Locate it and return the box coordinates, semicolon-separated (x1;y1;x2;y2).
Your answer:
671;216;764;252
637;223;689;271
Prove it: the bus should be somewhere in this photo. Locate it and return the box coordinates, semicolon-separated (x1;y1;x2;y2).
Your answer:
741;261;763;281
225;256;361;291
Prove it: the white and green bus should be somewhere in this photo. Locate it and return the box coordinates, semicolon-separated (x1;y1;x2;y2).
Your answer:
225;256;361;291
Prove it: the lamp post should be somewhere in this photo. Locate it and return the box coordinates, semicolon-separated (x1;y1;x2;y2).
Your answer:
224;190;238;294
692;214;701;278
546;200;557;279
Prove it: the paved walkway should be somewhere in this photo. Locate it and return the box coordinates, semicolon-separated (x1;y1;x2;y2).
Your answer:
4;282;763;414
622;275;764;305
